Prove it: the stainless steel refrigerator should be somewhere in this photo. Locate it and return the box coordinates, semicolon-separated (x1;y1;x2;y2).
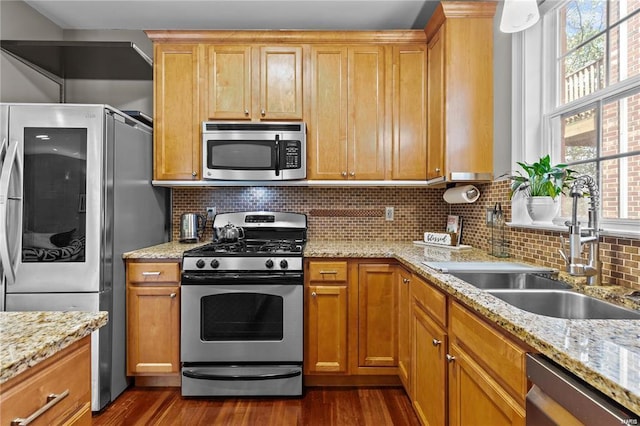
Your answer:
0;103;168;411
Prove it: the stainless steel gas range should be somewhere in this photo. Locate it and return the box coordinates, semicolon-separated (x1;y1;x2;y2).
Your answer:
180;211;306;397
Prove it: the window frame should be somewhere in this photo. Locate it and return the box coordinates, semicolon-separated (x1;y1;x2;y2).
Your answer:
510;0;640;237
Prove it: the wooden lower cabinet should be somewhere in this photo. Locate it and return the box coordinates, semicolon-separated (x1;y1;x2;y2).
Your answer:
397;267;412;392
126;261;181;378
356;263;397;369
412;300;447;426
0;336;91;426
448;342;525;426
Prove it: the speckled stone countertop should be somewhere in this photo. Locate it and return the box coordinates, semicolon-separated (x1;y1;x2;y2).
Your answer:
124;239;640;414
0;311;108;384
123;240;208;260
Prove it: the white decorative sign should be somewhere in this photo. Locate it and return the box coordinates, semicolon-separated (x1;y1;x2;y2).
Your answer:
423;232;455;246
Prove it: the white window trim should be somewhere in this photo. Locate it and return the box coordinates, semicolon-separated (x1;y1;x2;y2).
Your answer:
509;0;640;237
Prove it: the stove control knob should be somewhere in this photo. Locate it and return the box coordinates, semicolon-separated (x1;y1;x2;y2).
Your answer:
265;259;274;269
210;259;220;269
196;259;205;269
280;259;288;269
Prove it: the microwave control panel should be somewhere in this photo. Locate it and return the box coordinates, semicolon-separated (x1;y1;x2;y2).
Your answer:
283;141;301;169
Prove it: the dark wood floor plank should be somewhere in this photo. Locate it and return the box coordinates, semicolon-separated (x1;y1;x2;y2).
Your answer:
93;386;421;426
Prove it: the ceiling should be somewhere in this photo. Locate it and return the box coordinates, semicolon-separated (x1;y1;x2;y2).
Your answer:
24;1;442;31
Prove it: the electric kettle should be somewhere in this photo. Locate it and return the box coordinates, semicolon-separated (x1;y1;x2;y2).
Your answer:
180;213;205;243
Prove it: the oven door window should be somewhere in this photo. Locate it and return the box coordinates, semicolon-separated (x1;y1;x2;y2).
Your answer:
206;140;276;170
201;292;284;341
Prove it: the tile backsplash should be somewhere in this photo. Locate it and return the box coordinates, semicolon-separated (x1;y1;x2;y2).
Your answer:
172;181;639;290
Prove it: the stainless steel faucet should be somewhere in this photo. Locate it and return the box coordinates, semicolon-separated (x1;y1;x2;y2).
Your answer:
559;175;602;285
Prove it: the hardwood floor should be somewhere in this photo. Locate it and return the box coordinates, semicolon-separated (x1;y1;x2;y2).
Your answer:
92;386;421;425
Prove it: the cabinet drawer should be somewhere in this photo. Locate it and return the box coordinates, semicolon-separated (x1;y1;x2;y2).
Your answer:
410;275;447;326
0;336;91;426
128;262;180;283
449;301;527;402
308;261;348;282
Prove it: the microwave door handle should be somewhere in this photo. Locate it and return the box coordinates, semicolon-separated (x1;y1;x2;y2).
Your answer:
274;135;280;177
0;140;22;286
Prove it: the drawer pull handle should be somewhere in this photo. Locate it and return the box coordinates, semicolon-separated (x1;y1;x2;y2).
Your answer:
446;354;456;363
319;271;338;275
142;271;161;276
11;389;69;426
432;338;441;346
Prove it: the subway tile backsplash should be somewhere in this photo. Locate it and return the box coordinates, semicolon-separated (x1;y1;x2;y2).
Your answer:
172;181;639;290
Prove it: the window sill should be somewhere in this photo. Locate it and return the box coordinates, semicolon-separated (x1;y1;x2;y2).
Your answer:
507;222;640;240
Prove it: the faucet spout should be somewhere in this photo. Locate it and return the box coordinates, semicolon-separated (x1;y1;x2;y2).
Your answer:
564;175;601;285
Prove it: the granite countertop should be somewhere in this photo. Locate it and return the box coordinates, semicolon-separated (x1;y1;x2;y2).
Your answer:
124;239;640;414
123;240;208;260
0;311;108;384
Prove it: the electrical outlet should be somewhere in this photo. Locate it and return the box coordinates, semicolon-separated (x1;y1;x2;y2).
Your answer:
206;207;216;217
385;206;394;221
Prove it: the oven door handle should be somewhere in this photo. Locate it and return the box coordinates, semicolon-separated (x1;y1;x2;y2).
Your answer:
182;369;301;381
181;272;303;284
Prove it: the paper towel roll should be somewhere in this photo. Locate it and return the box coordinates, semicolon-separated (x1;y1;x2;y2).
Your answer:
443;185;480;204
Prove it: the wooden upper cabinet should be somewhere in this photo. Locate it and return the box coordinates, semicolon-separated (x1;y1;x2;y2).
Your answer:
427;31;445;181
308;46;348;179
153;44;202;180
260;46;303;120
308;45;385;180
424;1;497;183
348;46;385;180
206;45;303;121
207;45;252;119
392;45;427;180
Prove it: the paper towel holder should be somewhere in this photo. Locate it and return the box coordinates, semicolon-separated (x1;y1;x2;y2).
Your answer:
443;185;481;204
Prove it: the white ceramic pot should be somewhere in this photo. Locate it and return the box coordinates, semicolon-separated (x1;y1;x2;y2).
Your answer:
526;196;560;224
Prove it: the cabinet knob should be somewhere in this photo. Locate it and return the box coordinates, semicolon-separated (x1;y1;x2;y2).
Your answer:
311;292;317;298
432;338;441;346
244;109;249;115
446;354;456;363
169;293;176;298
349;171;355;177
341;171;347;177
435;168;441;173
192;171;197;177
403;278;410;284
261;109;266;116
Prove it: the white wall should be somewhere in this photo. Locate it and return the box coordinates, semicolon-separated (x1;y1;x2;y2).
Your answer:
0;1;153;114
0;0;62;102
493;1;513;180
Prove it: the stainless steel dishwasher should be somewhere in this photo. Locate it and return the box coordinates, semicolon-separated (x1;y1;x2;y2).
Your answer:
526;354;639;425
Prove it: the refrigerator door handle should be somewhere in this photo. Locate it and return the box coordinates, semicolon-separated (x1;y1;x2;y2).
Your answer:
0;139;22;286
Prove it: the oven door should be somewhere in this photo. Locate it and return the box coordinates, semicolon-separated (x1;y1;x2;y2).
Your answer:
181;280;303;363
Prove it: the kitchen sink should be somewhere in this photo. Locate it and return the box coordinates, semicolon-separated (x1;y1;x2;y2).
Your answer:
487;289;640;320
450;272;572;290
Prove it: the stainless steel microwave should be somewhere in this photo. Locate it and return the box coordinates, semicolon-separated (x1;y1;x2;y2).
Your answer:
202;122;306;180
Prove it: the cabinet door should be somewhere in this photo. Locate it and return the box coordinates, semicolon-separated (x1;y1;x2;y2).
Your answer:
392;45;427;180
427;28;445;181
308;46;348;180
207;45;252;120
412;304;447;426
154;44;202;180
259;46;303;120
448;343;525;426
358;263;396;367
127;285;180;375
305;284;348;374
348;46;386;180
397;268;412;392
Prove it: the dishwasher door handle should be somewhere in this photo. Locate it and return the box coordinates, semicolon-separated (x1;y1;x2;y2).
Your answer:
525;354;637;426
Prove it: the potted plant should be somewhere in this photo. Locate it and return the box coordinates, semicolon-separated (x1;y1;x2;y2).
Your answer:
508;155;576;223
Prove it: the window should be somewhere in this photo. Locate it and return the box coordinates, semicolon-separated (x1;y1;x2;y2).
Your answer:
536;0;640;233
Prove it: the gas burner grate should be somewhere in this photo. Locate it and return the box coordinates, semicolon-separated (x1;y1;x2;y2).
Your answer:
257;240;303;253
